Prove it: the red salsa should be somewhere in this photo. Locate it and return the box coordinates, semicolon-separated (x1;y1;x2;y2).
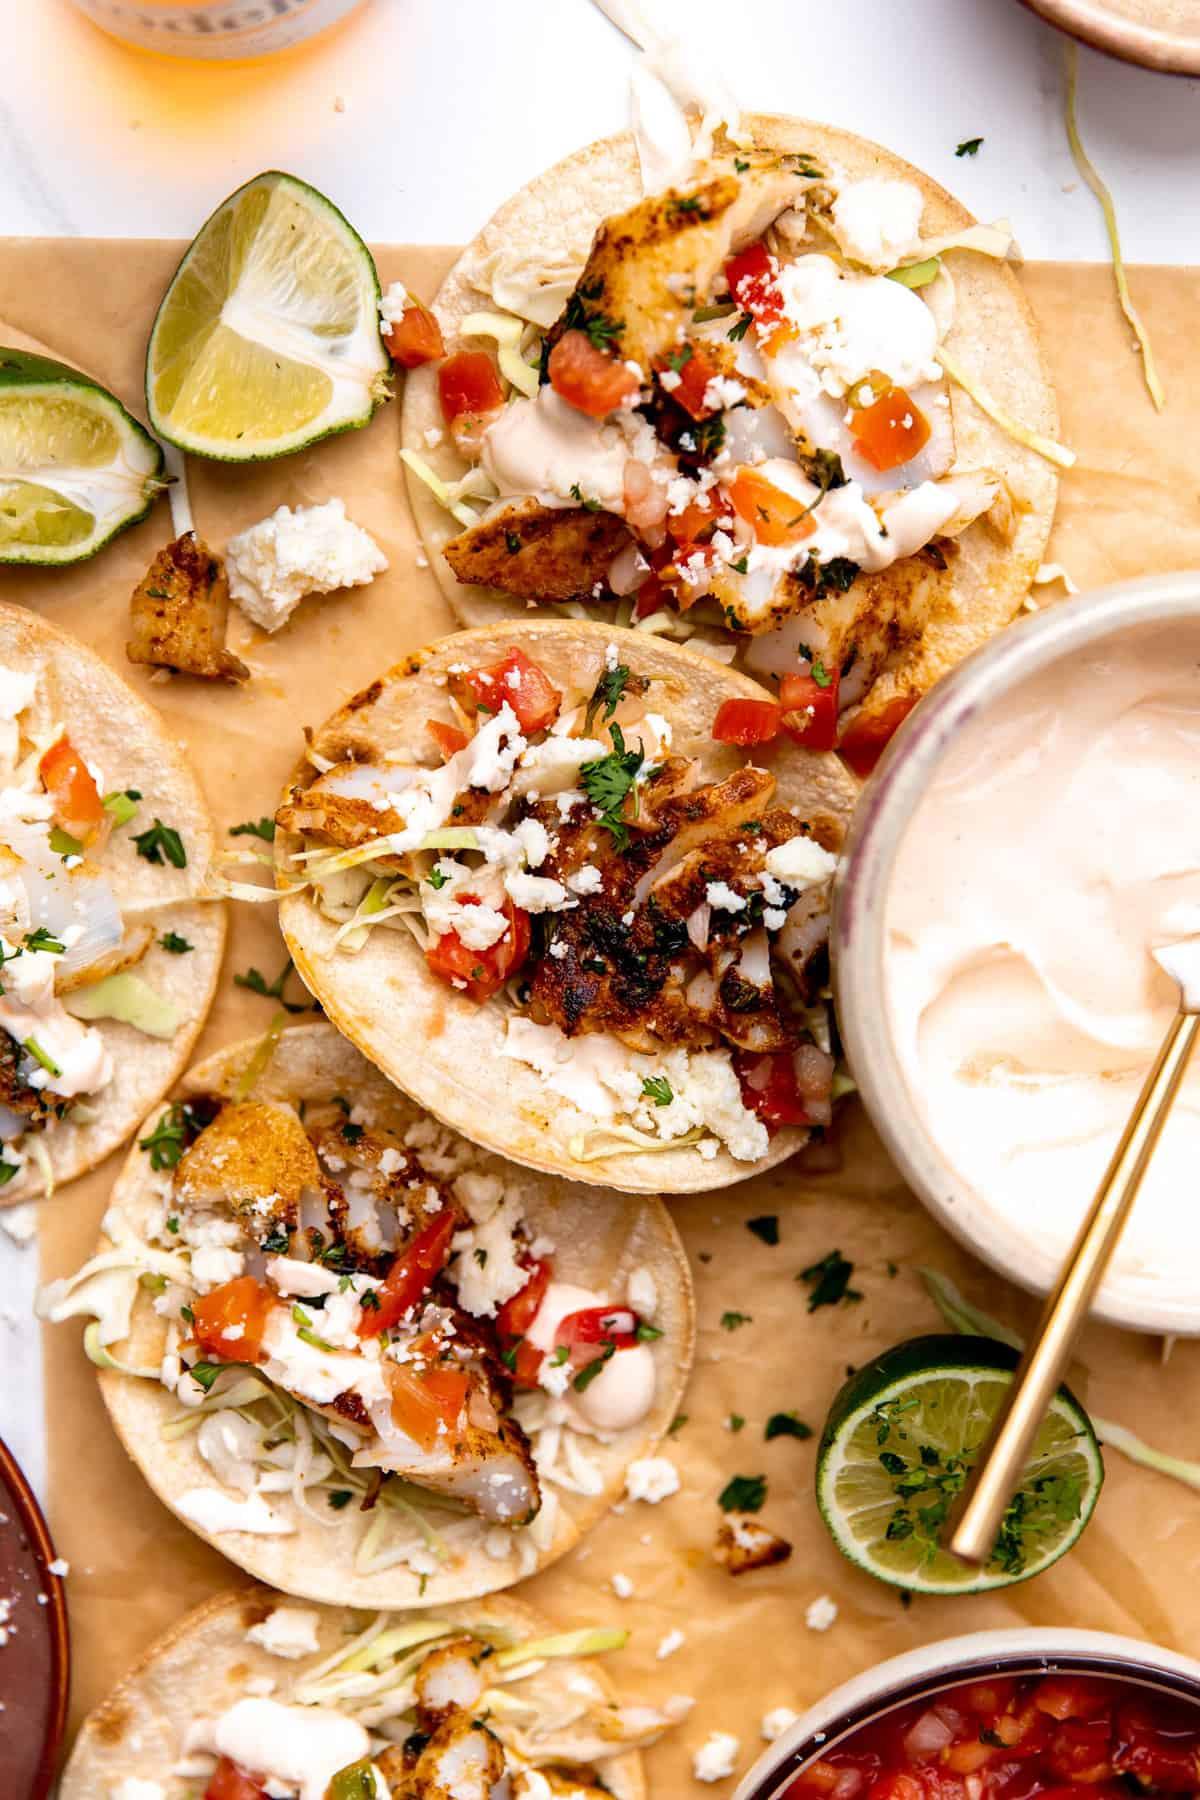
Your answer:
787;1673;1200;1800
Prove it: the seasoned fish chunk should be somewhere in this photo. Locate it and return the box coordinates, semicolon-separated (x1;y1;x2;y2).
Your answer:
545;163;810;377
127;531;249;683
444;498;632;601
174;1100;321;1225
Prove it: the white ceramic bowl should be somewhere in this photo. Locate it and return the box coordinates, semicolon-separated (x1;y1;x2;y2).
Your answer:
734;1627;1200;1800
832;572;1200;1337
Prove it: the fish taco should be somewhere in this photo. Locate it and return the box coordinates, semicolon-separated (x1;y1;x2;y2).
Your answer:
59;1584;686;1800
274;621;857;1192
398;114;1061;776
40;1023;693;1607
0;601;224;1202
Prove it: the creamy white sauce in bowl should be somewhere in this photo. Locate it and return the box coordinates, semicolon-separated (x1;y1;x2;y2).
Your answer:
832;574;1200;1334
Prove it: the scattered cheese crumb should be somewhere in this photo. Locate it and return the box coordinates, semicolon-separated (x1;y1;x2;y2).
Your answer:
693;1730;740;1783
657;1628;686;1659
805;1594;838;1632
225;499;388;634
611;1572;635;1599
0;1203;37;1245
762;1707;800;1742
46;1558;69;1577
625;1456;680;1504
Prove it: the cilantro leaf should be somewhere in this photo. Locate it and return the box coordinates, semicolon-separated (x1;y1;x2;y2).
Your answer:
719;1473;767;1513
133;818;187;868
798;1250;862;1312
584;661;631;734
955;137;984;157
580;722;644;850
721;1310;752;1331
229;817;276;842
234;957;314;1014
765;1412;813;1442
746;1215;779;1246
159;930;193;954
641;1075;673;1107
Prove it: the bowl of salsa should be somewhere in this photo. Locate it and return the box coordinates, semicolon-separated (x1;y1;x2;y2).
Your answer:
735;1630;1200;1800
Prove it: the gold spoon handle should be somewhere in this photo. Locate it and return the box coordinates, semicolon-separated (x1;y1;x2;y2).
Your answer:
948;1007;1200;1566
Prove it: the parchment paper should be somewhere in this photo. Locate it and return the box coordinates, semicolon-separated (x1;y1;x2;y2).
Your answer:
6;242;1200;1797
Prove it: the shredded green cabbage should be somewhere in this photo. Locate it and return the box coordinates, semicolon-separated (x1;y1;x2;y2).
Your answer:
887;256;941;290
1064;44;1164;413
938;345;1077;470
83;1319;159;1379
400;448;492;531
65;972;178;1040
568;1123;705;1162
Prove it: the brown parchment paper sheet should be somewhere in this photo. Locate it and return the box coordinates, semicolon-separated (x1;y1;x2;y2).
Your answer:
5;243;1200;1796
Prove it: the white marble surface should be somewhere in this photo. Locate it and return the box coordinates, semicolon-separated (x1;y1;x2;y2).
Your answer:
1;0;1197;1507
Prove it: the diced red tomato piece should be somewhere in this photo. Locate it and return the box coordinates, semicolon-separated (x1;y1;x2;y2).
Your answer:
725;241;786;328
1046;1719;1113;1782
425;896;532;1003
204;1758;269;1800
191;1276;274;1364
496;1256;553;1390
496;1258;553;1342
547;329;639;418
712;696;781;747
385;1347;470;1452
733;1050;811;1130
665;492;732;549
554;1305;642;1373
729;466;816;548
39;735;106;845
427;718;468;760
850;385;932;473
779;667;840;751
1035;1679;1115;1723
634;569;672;619
438;349;504;429
384;302;445;369
656;345;720;420
450;647;561;733
358;1205;460;1338
839;696;919;780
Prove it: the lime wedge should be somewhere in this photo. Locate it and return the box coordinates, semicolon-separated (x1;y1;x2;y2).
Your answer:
816;1334;1103;1594
0;349;163;565
146;170;390;462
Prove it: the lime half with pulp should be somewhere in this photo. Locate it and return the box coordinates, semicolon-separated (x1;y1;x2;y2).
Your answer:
146;170;389;461
0;349;163;565
816;1334;1102;1594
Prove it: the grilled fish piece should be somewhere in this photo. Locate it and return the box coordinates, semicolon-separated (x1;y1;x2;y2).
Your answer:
544;162;811;377
174;1100;322;1234
127;532;249;683
444;498;632;601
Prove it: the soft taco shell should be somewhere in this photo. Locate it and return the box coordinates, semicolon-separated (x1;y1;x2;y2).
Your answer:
276;619;857;1193
0;602;225;1203
400;113;1059;718
96;1022;694;1608
58;1584;646;1800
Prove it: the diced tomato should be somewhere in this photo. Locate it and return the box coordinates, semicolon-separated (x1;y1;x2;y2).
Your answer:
656;345;720;420
385;1347;470;1452
729;466;816;548
712;696;781;747
779;667;840;751
1113;1701;1200;1793
358;1205;460;1338
191;1276;274;1364
204;1757;269;1800
734;1049;811;1130
725;241;785;328
961;1682;1021;1718
547;329;639;418
438;349;504;429
496;1258;553;1342
425;895;532;1003
39;736;106;845
555;1305;642;1371
427;718;468;760
1034;1679;1115;1723
450;647;561;733
496;1256;553;1390
1046;1718;1113;1782
839;696;919;780
850;385;932;473
384;301;445;369
634;569;672;619
665;493;732;549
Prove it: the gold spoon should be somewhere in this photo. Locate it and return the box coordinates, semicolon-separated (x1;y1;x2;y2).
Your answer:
946;942;1200;1566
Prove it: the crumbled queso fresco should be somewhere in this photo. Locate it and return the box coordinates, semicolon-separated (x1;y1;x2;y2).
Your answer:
693;1730;741;1783
225;498;387;633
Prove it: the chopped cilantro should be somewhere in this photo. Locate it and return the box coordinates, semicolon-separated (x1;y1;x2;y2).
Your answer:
133;818;187;868
810;657;832;689
746;1215;779;1246
569;482;601;512
359;1289;381;1313
24;926;65;954
636;1322;663;1342
798;1250;862;1311
474;1247;488;1268
765;1412;814;1442
159;930;193;954
102;788;141;826
727;312;754;343
229;817;276;842
668;195;704;215
580;722;644;850
505;530;522;555
721;1310;752;1331
0;1161;18;1187
139;1102;192;1171
327;1489;354;1510
728;1412;745;1433
668;1413;688;1435
719;1473;767;1513
734;156;750;173
667;343;693;373
732;555;749;574
234;957;314;1014
188;1362;233;1393
261;1225;290;1254
573;1342;617;1391
795;554;861;601
641;1075;673;1107
956;137;984;157
584;661;631;734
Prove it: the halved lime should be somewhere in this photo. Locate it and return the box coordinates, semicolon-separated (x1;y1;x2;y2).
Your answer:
0;349;163;565
146;170;390;462
816;1334;1103;1594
